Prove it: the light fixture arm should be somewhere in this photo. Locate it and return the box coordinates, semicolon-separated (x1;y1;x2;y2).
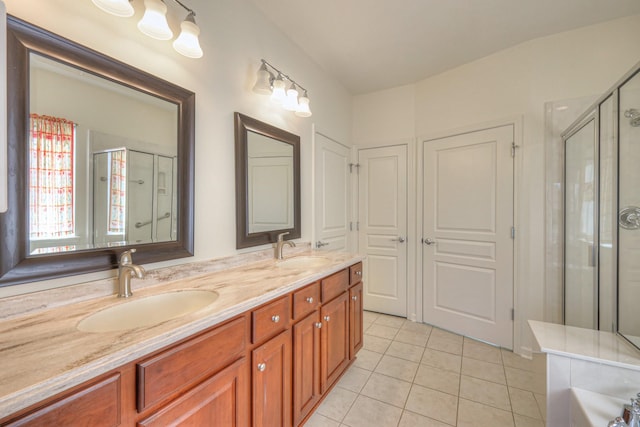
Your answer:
260;59;308;94
171;0;195;16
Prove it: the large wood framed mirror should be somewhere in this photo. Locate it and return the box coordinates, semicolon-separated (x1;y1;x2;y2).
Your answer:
0;16;195;287
234;113;300;249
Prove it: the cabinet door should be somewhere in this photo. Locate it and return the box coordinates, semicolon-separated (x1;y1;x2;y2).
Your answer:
349;282;364;359
292;311;321;426
138;357;249;427
320;292;349;393
252;330;292;427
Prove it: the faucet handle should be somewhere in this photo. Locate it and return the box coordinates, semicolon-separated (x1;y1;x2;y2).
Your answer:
119;248;136;265
276;232;289;242
609;417;628;427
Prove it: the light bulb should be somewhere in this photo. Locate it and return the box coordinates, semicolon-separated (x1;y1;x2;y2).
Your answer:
283;83;299;111
252;62;274;95
271;74;286;104
173;13;203;58
137;0;173;41
92;0;134;17
295;91;312;117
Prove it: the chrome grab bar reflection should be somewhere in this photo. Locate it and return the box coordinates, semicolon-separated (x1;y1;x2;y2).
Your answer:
135;212;170;229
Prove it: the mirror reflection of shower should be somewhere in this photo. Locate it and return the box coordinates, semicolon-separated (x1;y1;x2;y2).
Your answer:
91;131;177;248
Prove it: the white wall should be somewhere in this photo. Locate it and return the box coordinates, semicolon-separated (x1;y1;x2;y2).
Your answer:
353;14;640;354
1;0;351;296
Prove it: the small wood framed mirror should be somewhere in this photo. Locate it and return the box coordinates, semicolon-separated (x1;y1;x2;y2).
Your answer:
234;113;300;249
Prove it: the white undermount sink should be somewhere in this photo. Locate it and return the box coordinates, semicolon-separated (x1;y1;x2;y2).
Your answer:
77;290;220;333
276;256;331;269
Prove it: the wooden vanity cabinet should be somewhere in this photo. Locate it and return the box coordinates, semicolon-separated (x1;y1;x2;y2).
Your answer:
349;281;364;359
136;316;248;412
320;290;350;393
251;329;292;427
137;357;249;427
135;315;250;426
292;310;321;426
3;262;363;427
251;296;290;344
3;373;122;427
349;262;364;359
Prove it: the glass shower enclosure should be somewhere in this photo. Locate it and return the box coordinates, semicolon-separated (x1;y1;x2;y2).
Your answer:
563;62;640;347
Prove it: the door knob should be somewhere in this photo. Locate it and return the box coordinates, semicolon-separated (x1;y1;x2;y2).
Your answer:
257;363;266;372
324;315;330;322
315;322;322;329
271;315;280;323
391;237;406;243
352;295;358;301
423;238;437;245
306;297;314;304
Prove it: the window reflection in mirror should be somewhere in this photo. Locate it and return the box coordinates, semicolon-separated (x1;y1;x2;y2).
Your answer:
28;53;178;255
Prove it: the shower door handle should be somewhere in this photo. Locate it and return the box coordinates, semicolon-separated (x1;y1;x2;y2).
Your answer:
588;244;596;267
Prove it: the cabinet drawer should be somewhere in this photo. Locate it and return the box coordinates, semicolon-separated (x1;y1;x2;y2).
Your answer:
5;373;121;427
137;315;247;412
292;282;320;321
349;262;363;286
252;296;290;344
321;269;349;303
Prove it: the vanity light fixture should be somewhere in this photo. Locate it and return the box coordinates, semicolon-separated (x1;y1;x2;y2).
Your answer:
172;11;203;58
137;0;173;40
91;0;203;58
296;90;312;118
92;0;134;17
283;82;299;111
252;62;273;95
271;73;287;104
252;59;312;117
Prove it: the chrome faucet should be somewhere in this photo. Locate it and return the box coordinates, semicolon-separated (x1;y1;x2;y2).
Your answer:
118;249;146;298
274;232;296;260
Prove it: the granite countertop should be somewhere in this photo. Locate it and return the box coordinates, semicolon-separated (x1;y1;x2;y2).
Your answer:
0;250;364;419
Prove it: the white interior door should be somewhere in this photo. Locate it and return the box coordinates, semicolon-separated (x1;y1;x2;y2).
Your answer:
422;126;514;348
358;145;408;317
314;133;350;251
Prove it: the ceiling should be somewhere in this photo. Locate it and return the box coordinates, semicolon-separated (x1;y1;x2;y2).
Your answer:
250;0;640;94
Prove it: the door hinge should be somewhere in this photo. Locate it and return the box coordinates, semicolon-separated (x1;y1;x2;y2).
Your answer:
511;142;519;158
511;308;515;320
356;221;360;231
349;163;360;174
510;226;515;239
350;222;353;231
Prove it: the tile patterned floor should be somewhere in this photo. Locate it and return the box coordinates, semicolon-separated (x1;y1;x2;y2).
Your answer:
304;311;547;427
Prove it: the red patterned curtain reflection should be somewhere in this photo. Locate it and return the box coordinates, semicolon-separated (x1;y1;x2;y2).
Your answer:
29;114;75;239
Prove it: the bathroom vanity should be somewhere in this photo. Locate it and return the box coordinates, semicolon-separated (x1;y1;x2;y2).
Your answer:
0;250;364;426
